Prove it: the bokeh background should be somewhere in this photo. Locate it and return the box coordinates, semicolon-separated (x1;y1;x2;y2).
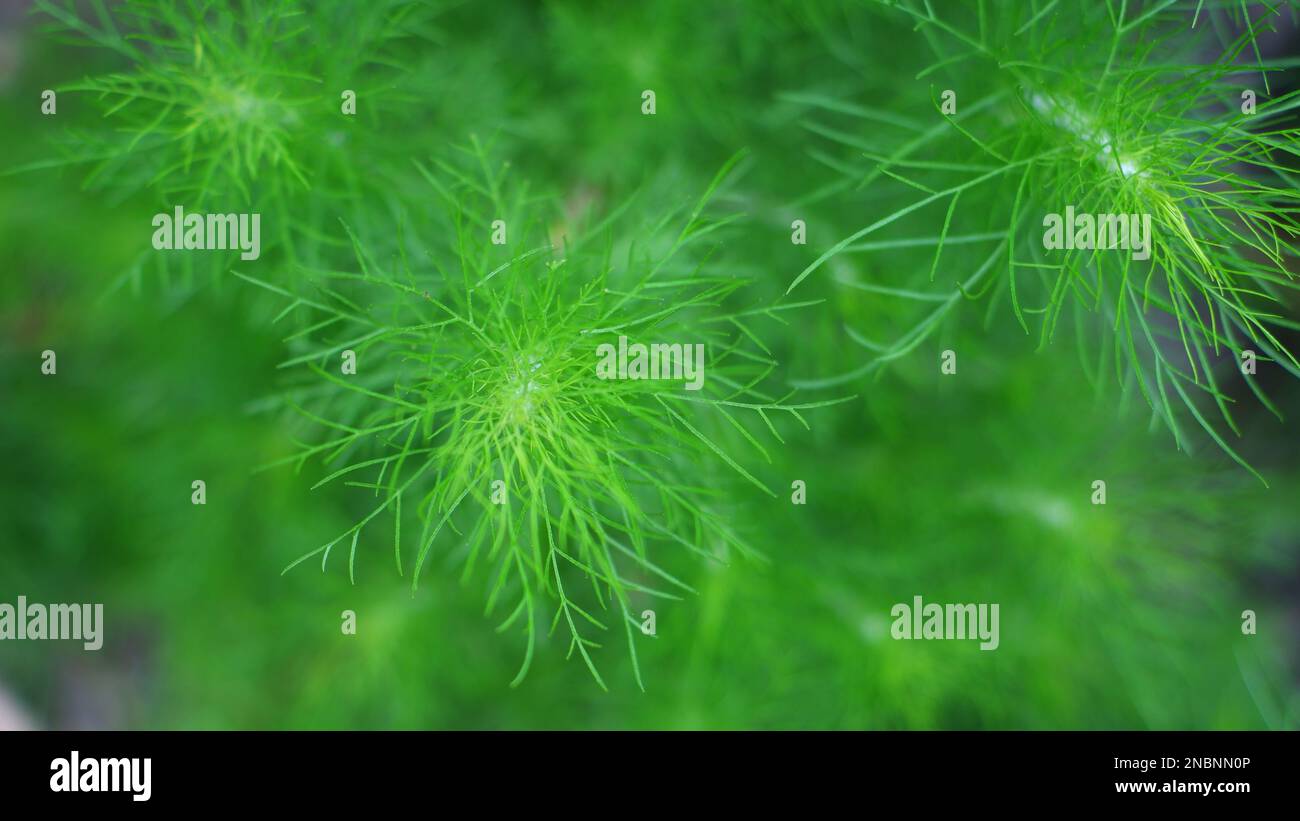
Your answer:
1;0;1298;729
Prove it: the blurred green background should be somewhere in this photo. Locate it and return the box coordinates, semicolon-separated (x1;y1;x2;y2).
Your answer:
1;0;1298;729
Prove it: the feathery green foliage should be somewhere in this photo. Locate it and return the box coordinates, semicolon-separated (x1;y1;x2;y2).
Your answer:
239;146;846;686
787;0;1300;478
2;0;1297;723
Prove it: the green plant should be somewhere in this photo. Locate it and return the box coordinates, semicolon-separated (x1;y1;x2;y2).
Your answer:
16;0;451;290
5;0;1296;726
785;0;1300;480
241;147;846;688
